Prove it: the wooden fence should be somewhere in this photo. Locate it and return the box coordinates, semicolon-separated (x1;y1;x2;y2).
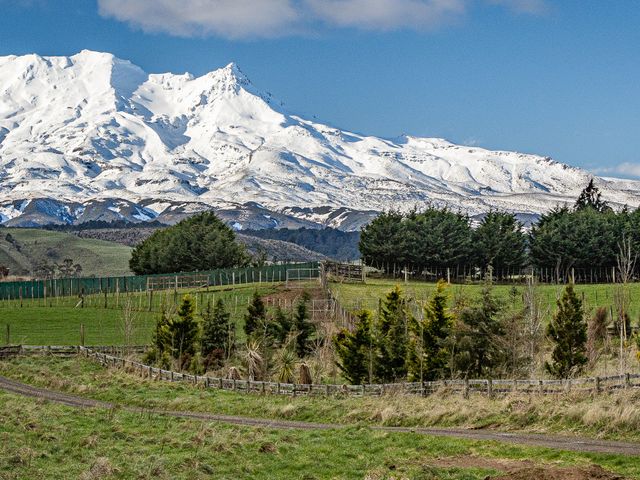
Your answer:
81;347;640;398
0;345;147;358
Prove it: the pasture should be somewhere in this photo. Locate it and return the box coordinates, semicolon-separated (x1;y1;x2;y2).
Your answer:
331;278;640;321
0;282;287;346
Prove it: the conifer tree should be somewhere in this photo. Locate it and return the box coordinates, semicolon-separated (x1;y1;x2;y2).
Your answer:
292;292;314;358
450;274;505;378
408;280;453;381
575;178;610;212
266;306;293;345
334;310;373;384
545;283;587;378
169;295;200;361
471;211;527;273
152;302;173;355
201;298;232;364
374;286;409;382
244;291;266;337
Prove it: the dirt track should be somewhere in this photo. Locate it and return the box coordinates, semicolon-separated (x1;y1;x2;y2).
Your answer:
1;375;639;457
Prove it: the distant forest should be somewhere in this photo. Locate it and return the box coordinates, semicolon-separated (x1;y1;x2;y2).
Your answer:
243;227;360;261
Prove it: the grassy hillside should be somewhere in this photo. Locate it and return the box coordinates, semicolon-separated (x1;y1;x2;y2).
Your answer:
0;228;133;278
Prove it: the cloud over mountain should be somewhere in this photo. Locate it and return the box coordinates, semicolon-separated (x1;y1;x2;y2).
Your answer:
97;0;547;39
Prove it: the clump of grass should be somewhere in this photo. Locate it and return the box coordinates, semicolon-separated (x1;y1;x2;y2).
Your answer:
79;457;115;480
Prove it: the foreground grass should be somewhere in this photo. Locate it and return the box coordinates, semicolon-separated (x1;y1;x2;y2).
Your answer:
332;279;640;321
2;392;640;479
0;283;284;345
3;356;640;444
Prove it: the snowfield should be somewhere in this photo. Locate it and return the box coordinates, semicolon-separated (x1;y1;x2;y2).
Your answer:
0;50;639;230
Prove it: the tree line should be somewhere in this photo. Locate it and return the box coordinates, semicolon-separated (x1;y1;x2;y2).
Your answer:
359;180;640;278
334;279;593;383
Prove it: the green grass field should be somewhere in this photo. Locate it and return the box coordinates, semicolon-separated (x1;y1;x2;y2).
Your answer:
1;356;640;479
331;279;640;322
0;227;133;277
0;283;285;345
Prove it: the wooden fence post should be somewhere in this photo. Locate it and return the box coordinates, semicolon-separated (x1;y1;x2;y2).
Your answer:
538;380;544;395
80;324;85;346
487;378;493;398
625;373;631;389
595;376;601;393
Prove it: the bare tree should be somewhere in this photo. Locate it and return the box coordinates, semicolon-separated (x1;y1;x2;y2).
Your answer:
522;275;546;376
614;236;637;373
119;295;138;356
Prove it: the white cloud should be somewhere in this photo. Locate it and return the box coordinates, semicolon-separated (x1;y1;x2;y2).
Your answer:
97;0;547;39
97;0;300;39
304;0;466;31
597;162;640;179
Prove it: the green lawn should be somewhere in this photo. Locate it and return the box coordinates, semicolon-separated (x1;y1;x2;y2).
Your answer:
332;279;640;321
0;283;286;345
2;357;640;479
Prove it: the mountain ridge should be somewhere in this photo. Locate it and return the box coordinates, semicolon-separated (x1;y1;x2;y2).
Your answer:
1;50;639;231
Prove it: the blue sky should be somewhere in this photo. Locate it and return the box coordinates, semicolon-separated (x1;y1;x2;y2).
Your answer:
1;0;639;177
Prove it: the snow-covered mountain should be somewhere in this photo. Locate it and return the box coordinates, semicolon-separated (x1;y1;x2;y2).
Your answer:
0;50;638;230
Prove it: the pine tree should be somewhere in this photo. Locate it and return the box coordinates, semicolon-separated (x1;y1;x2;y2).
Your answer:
472;211;527;273
374;286;409;382
575;178;610;212
408;280;453;381
244;291;266;337
292;292;314;358
266;306;293;345
334;310;373;384
168;295;200;364
152;302;173;354
450;274;505;378
201;298;232;365
545;283;587;378
130;211;249;275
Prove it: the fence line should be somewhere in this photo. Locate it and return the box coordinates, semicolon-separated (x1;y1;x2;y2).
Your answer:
77;347;640;398
0;262;320;302
362;264;639;285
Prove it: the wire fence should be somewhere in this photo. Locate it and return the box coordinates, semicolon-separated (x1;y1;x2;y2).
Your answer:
364;264;640;285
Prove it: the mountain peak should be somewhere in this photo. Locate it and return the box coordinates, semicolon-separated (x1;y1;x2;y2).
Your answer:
207;61;251;89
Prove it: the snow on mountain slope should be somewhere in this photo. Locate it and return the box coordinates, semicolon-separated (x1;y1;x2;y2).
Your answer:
0;50;639;230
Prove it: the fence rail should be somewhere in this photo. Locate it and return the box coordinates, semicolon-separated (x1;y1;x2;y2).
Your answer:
0;345;147;358
0;262;320;301
81;348;640;398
